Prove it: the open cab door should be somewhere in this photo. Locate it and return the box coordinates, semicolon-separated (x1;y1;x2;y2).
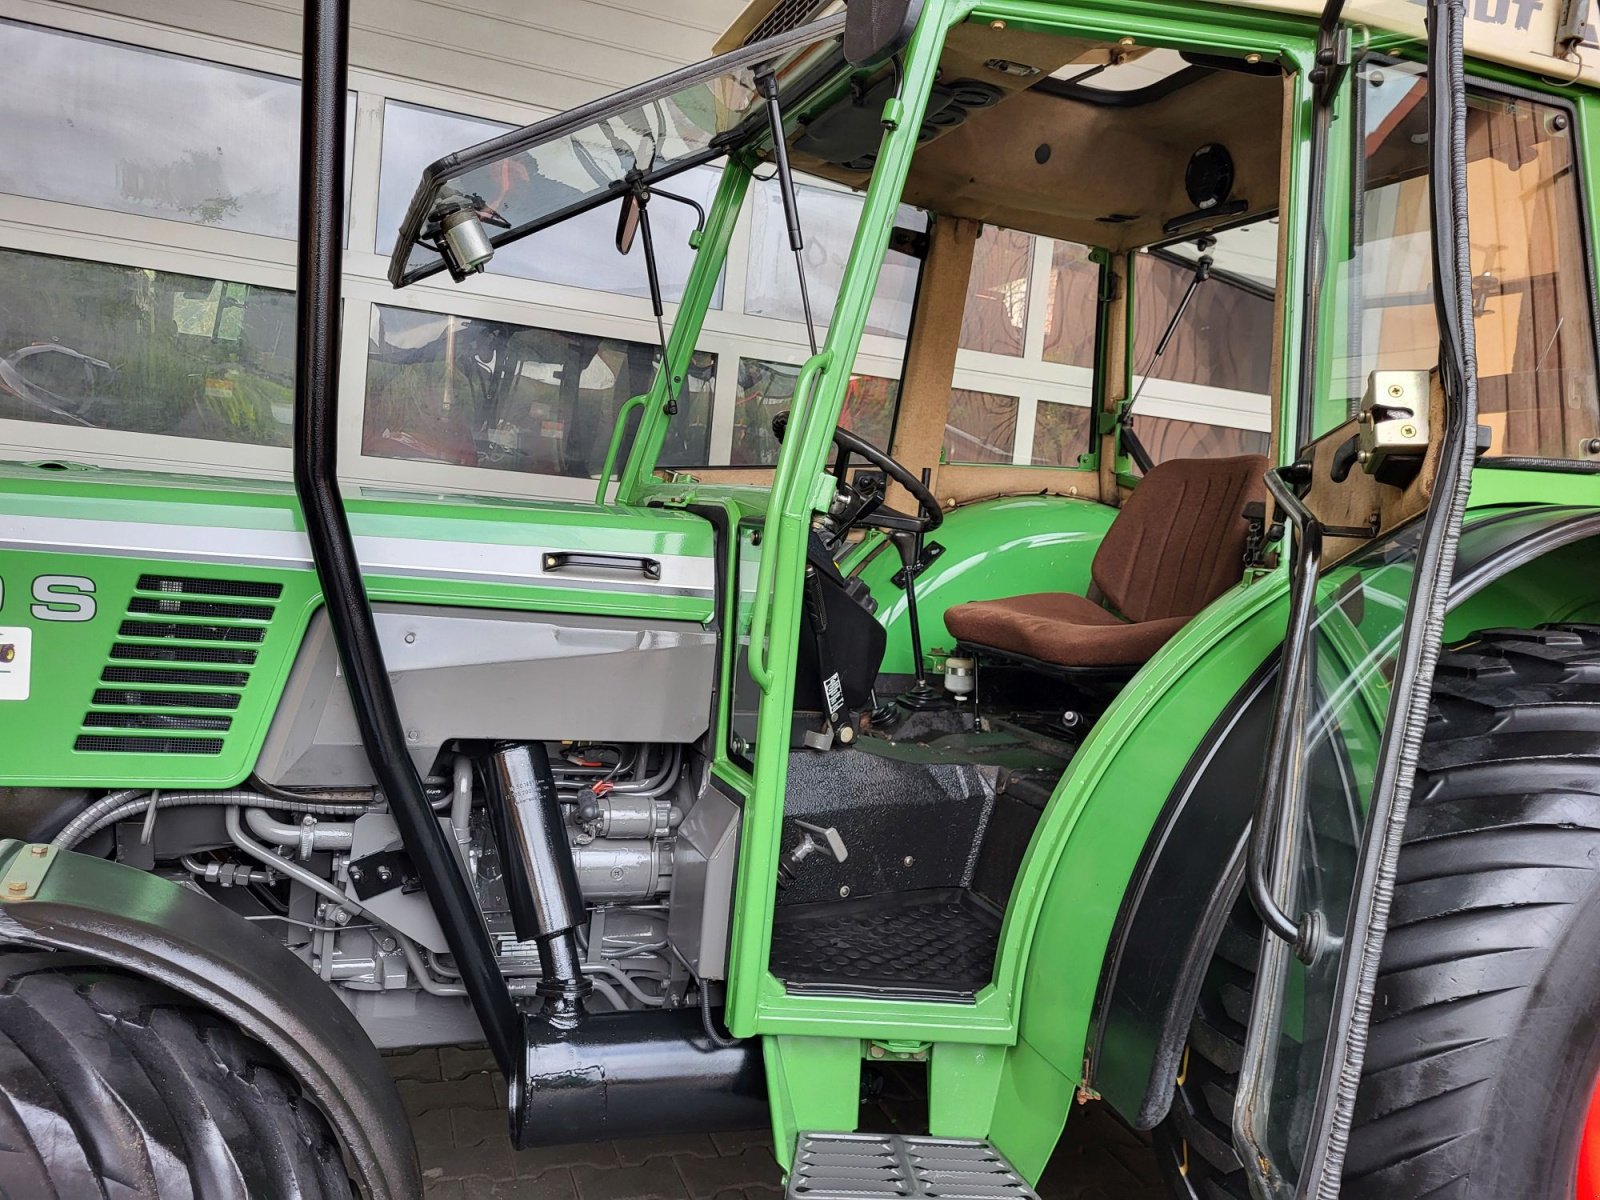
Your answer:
1232;1;1483;1193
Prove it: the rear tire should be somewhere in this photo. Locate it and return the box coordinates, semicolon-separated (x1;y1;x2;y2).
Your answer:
1157;624;1600;1199
0;951;355;1199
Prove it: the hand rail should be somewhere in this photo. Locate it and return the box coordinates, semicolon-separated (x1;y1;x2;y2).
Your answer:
748;349;832;693
1247;467;1326;961
594;393;649;506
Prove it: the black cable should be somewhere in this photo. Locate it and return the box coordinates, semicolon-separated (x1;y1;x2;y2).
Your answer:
698;980;741;1048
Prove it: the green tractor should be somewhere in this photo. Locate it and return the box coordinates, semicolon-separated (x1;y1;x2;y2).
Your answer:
3;0;1600;1195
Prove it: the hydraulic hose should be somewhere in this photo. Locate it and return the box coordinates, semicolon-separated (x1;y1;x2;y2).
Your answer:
53;789;372;852
290;0;519;1076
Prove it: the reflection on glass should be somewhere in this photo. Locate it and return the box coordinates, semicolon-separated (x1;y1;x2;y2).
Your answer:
744;183;924;338
378;100;722;305
0;247;295;444
1131;414;1271;465
1043;240;1101;368
1337;61;1599;459
1134;252;1274;395
393;28;842;283
1239;536;1416;1194
730;358;899;466
0;19;343;239
363;305;713;477
1032;400;1092;466
945;388;1018;464
960;226;1033;357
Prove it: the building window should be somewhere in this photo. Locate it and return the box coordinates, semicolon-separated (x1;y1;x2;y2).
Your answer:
376;100;721;305
362;305;713;478
1032;399;1093;466
1129;228;1276;467
945;388;1018;464
744;181;923;338
960;226;1033;357
0;247;295;445
728;359;900;467
1043;241;1102;368
0;19;349;240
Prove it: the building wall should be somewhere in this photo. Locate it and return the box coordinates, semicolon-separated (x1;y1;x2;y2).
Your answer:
0;0;1270;501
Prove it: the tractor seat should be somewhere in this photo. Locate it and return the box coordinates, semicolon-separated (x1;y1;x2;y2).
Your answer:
945;455;1270;670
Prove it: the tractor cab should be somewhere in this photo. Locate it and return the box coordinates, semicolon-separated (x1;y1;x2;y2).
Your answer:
388;0;1300;1011
6;0;1600;1196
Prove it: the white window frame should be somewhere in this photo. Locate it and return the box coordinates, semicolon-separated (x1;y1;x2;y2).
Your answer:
0;0;1273;500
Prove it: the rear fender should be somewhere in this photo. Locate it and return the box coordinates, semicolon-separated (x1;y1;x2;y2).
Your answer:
1090;505;1600;1129
0;840;421;1200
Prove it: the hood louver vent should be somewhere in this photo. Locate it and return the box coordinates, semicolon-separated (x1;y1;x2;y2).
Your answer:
76;574;282;756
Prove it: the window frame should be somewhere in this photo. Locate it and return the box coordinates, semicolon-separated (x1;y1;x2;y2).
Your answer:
0;0;1136;497
1343;52;1600;473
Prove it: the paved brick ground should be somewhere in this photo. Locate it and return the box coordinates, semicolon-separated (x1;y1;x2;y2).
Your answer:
388;1046;1169;1199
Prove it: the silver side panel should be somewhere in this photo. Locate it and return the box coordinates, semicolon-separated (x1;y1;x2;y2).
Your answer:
668;783;741;980
256;604;715;786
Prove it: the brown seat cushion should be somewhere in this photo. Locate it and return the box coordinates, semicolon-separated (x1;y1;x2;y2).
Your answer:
942;455;1270;669
1092;455;1270;623
945;592;1190;667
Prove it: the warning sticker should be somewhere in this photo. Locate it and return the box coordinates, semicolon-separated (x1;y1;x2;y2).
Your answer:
0;627;32;701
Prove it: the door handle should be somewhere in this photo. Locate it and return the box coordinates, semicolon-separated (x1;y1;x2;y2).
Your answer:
1247;467;1330;964
542;551;662;580
749;349;832;693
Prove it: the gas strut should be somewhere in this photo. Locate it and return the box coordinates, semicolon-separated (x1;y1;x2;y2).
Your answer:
290;0;521;1078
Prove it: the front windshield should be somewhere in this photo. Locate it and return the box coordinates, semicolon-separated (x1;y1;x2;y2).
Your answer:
388;15;845;287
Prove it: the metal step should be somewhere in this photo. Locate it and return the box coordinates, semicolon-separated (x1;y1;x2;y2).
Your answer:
786;1132;1041;1199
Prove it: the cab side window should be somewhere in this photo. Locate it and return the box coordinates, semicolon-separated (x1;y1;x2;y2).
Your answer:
1129;222;1278;466
1345;61;1599;462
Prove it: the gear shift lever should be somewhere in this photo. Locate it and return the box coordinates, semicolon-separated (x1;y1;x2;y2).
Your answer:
896;468;952;712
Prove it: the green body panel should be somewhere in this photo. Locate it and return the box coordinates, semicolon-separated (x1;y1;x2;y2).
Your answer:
0;462;715;787
849;492;1116;674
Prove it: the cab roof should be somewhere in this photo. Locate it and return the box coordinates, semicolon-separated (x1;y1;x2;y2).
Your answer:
717;0;1600;90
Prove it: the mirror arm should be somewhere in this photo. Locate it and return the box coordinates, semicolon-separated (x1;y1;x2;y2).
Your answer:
649;187;708;233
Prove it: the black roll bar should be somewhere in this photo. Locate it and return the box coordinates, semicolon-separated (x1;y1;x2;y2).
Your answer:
290;0;521;1077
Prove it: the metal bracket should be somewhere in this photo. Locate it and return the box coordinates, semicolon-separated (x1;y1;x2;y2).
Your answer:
1357;369;1431;476
891;540;944;589
347;848;421;901
0;843;56;902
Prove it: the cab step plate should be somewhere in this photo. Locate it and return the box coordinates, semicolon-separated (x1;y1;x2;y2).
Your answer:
787;1132;1040;1198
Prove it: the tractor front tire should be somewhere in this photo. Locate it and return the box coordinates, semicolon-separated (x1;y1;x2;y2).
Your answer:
0;951;355;1199
1158;624;1600;1200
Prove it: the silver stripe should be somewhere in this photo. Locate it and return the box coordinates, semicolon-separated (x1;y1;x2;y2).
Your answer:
0;515;715;600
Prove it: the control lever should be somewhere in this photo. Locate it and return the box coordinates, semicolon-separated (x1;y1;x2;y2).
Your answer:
896;467;953;712
776;820;848;888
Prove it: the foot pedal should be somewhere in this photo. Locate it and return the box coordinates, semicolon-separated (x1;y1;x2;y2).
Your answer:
786;1132;1040;1198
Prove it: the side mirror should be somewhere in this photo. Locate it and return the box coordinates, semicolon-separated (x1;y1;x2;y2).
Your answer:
616;191;643;256
844;0;924;67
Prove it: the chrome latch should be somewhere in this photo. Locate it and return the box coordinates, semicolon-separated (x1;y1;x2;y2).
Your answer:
1358;370;1431;477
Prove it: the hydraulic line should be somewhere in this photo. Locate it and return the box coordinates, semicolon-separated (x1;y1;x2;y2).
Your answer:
53;789;373;852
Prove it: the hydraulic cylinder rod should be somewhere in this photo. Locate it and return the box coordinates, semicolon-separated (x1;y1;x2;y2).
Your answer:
482;742;592;1027
290;0;520;1077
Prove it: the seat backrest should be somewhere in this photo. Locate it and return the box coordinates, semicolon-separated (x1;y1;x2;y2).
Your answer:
1091;454;1270;624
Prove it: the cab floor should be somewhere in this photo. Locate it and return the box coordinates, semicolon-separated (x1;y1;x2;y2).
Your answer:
389;1045;1168;1198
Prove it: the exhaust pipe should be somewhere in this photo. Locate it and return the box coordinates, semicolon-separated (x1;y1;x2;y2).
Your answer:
511;1009;766;1148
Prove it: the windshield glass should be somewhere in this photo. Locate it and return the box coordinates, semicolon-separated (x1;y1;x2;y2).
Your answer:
388;15;845;287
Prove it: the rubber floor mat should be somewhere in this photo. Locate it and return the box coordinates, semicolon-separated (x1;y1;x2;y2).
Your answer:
770;888;1000;1000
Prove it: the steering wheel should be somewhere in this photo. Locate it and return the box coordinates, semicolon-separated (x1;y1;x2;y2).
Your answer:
771;410;942;537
